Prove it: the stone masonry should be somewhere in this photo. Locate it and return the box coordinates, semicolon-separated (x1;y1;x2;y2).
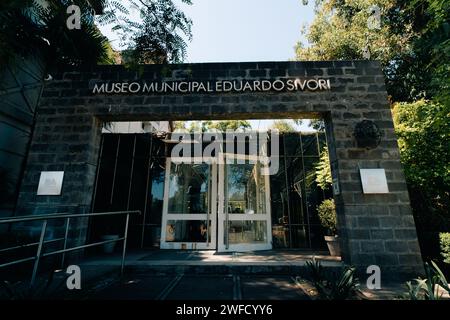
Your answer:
16;61;423;278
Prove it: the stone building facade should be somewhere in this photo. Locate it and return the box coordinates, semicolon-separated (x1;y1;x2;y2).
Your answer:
15;61;423;276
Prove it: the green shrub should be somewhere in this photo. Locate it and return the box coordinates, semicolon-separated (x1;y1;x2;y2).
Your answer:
305;259;360;300
440;233;450;264
405;261;450;300
317;199;337;236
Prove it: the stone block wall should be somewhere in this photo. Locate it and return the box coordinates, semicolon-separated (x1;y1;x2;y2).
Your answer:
16;61;423;277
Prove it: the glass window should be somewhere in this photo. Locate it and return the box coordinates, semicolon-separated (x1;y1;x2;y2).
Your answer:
309;225;327;250
166;220;209;242
226;163;267;214
134;134;151;158
168;163;209;214
147;157;165;225
283;133;302;156
117;135;135;159
226;221;267;244
301;133;319;156
101;134;119;157
290;225;310;248
318;132;327;152
269;161;288;226
272;225;290;248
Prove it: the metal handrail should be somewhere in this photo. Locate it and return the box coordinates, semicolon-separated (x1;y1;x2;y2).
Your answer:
0;237;65;253
0;210;140;287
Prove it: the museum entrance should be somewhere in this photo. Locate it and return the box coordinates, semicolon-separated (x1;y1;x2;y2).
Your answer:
160;154;272;252
89;119;330;252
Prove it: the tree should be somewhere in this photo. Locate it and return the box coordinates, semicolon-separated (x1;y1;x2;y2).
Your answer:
271;120;296;132
295;0;449;103
296;1;450;264
98;0;193;64
392;99;450;230
0;0;113;70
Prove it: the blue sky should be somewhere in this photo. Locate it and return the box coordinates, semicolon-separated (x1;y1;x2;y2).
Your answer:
98;1;317;131
98;0;315;63
179;0;315;62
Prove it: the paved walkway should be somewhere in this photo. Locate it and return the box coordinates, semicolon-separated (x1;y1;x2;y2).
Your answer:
81;249;342;268
88;274;311;300
71;250;339;300
63;250;415;300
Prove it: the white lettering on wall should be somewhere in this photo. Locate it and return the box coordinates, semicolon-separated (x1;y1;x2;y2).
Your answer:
91;78;332;95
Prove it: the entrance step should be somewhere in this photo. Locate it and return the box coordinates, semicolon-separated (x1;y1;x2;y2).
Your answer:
80;250;343;276
124;262;343;276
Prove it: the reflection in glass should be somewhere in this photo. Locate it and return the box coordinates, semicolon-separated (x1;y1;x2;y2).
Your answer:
290;225;309;248
269;161;288;226
272;225;290;248
283;133;302;156
226;163;267;214
166;220;209;242
148;157;165;225
301;133;319;156
168;163;209;214
226;221;267;244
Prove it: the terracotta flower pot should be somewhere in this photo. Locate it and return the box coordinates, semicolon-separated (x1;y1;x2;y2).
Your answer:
324;235;341;256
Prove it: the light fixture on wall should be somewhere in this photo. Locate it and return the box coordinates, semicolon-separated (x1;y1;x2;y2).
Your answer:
354;120;381;149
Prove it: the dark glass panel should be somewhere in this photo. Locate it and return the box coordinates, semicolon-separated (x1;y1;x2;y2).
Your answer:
269;133;284;157
128;157;149;231
303;157;324;224
301;133;319;156
111;155;133;210
101;134;119;158
93;156;115;212
285;157;308;225
290;225;309;248
318;132;327;153
151;136;166;157
147;157;165;225
283;133;302;156
134;134;151;158
269;160;288;226
142;225;162;248
117;134;135;159
309;225;328;250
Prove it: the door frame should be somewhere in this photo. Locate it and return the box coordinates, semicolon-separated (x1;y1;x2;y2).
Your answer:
217;153;272;252
160;157;218;250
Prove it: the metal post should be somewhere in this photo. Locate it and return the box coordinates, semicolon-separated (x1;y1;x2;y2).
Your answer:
206;165;211;247
225;164;229;250
60;217;71;269
30;220;47;288
120;213;130;277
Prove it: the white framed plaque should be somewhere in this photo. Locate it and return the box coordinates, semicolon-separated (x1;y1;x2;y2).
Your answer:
37;171;64;196
360;169;389;194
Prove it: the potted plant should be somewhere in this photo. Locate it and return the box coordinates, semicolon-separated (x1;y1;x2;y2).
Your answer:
317;199;341;256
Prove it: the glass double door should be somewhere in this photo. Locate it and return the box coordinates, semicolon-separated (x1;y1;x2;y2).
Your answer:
160;155;272;252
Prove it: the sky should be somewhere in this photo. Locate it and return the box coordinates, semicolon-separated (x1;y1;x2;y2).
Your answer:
97;1;317;131
98;0;316;63
179;0;315;63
